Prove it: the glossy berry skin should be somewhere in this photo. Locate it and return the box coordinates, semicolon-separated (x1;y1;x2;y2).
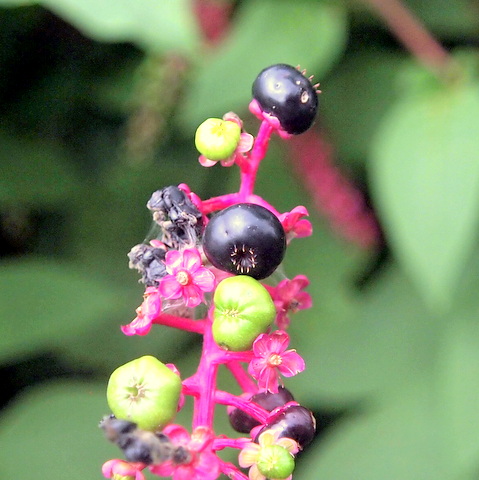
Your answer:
252;64;318;135
256;405;316;449
229;387;295;433
203;203;286;280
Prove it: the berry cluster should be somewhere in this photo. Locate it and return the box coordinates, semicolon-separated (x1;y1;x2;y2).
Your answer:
101;64;319;480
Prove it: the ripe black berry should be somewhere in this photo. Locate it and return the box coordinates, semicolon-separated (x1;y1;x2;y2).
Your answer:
256;405;316;449
229;387;295;433
203;203;286;280
252;64;318;135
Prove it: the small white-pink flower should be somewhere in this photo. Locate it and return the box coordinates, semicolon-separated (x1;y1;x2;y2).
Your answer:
159;248;215;308
248;331;305;393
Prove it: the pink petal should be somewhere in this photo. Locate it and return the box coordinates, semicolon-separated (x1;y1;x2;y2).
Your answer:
252;333;272;358
191;451;221;480
248;464;267;480
295;291;313;310
238;132;254;153
267;331;291;354
277;350;305;377
275;311;290;330
150;461;175;477
248;356;267;377
291;274;310;290
199;155;218;167
220;154;236;167
183;284;203;308
292;219;313;238
182;248;202;272
165;249;184;272
121;315;152;336
238;444;261;467
174;465;195;480
163;424;191;444
159;275;183;299
193;267;216;292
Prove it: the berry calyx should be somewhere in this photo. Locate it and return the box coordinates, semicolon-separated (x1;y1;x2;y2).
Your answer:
203;203;286;280
252;64;318;135
195;118;241;161
212;275;275;351
106;355;182;431
229;387;295;433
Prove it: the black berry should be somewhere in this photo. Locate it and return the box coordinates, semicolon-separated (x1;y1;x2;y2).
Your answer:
229;387;295;433
256;405;316;449
252;64;318;135
203;203;286;280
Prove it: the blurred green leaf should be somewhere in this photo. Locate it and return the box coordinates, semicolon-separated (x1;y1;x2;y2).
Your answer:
0;0;200;54
0;132;78;206
0;259;129;362
0;381;115;480
298;378;450;480
297;249;479;480
179;0;348;131
406;0;479;39
297;263;436;405
322;51;406;168
369;74;479;311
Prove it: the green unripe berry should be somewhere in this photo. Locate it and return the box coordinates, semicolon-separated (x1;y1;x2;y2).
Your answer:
257;445;295;479
212;275;275;351
195;118;241;161
107;355;181;431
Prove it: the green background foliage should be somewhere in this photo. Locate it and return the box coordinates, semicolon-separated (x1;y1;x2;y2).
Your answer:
0;0;479;479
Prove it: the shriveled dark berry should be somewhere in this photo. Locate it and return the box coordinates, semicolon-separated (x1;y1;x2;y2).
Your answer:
203;203;286;280
147;185;203;246
229;387;294;433
252;64;318;135
128;243;167;286
256;405;316;449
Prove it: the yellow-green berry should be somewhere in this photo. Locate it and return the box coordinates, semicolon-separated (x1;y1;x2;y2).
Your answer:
256;444;295;479
195;118;241;161
107;355;181;431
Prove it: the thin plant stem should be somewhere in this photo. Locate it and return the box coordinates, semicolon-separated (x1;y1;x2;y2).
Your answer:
362;0;453;74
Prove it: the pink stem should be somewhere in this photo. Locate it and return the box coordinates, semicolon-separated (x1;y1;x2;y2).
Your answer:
152;313;206;334
213;437;251;451
287;130;382;249
239;120;274;198
363;0;453;74
192;315;218;428
218;460;250;480
215;390;270;423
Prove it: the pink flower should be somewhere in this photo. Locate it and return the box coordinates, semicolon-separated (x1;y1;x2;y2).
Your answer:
248;331;305;393
121;287;162;336
102;459;146;480
271;275;312;329
159;248;215;308
150;425;220;480
278;206;312;241
238;429;298;480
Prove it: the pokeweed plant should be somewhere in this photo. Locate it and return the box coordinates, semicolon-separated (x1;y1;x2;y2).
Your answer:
100;64;320;480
